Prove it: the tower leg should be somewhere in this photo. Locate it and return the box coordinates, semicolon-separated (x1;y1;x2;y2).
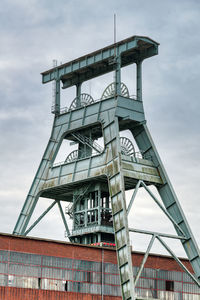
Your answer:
104;117;135;300
131;123;200;280
13;121;64;235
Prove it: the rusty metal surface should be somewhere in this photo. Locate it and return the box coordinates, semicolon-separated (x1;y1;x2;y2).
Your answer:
104;116;135;299
39;155;162;199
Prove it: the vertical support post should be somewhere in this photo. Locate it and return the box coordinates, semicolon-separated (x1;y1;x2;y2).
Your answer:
84;198;88;229
105;117;135;300
57;201;71;238
76;83;82;107
98;189;101;226
136;60;142;101
115;55;121;96
55;78;60;114
101;248;104;299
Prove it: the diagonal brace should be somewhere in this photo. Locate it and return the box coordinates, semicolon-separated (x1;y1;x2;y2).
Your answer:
140;181;185;236
127;180;142;215
24;200;57;236
156;235;200;287
57;201;71;240
134;234;156;286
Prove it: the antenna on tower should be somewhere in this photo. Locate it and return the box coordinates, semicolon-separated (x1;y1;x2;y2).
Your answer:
51;59;57;113
113;14;117;82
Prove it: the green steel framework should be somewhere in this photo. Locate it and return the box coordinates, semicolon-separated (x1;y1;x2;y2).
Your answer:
13;35;200;300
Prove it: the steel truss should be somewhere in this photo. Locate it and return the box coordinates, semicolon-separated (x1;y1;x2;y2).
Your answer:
128;180;200;288
13;35;200;300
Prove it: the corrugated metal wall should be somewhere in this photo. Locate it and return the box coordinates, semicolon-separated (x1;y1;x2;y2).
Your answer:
0;249;200;299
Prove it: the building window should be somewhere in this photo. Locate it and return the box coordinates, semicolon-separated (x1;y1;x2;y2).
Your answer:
77;281;81;292
38;278;41;289
64;281;68;291
166;280;174;291
86;271;91;283
8;275;14;286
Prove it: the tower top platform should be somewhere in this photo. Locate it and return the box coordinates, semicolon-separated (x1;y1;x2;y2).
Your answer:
41;35;159;88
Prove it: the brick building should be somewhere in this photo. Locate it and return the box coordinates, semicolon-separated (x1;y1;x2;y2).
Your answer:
0;233;199;299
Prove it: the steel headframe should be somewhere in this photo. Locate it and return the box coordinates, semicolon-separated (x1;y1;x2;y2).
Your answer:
13;35;200;300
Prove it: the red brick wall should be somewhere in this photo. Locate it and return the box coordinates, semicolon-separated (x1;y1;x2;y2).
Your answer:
0;233;196;300
0;233;193;273
131;251;193;273
0;287;121;300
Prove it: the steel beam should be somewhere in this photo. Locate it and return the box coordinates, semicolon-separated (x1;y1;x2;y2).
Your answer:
131;123;200;281
24;200;57;235
127;180;141;215
105;117;135;300
156;236;200;287
41;36;159;86
136;61;143;102
129;228;187;241
57;201;71;239
134;235;156;286
140;181;185;236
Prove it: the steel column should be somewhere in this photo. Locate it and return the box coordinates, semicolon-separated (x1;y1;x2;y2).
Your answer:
104;117;135;300
76;83;82;107
136;60;142;101
57;201;71;239
115;55;121;96
13;121;64;235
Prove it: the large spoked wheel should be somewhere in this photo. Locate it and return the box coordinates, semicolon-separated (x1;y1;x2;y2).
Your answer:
101;82;129;100
65;150;78;163
69;93;94;111
120;137;135;156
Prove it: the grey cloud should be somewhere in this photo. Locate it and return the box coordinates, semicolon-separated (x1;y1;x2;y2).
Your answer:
0;0;199;256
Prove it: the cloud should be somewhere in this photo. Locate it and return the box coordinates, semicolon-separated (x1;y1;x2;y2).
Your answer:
0;0;199;259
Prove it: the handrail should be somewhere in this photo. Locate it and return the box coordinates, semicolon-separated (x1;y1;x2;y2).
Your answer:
58;94;138;115
53;150;153;167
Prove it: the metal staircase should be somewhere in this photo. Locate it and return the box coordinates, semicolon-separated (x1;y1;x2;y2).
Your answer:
65;184;92;219
71;132;103;154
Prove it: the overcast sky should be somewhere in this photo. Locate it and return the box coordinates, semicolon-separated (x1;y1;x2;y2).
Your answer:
0;0;200;258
